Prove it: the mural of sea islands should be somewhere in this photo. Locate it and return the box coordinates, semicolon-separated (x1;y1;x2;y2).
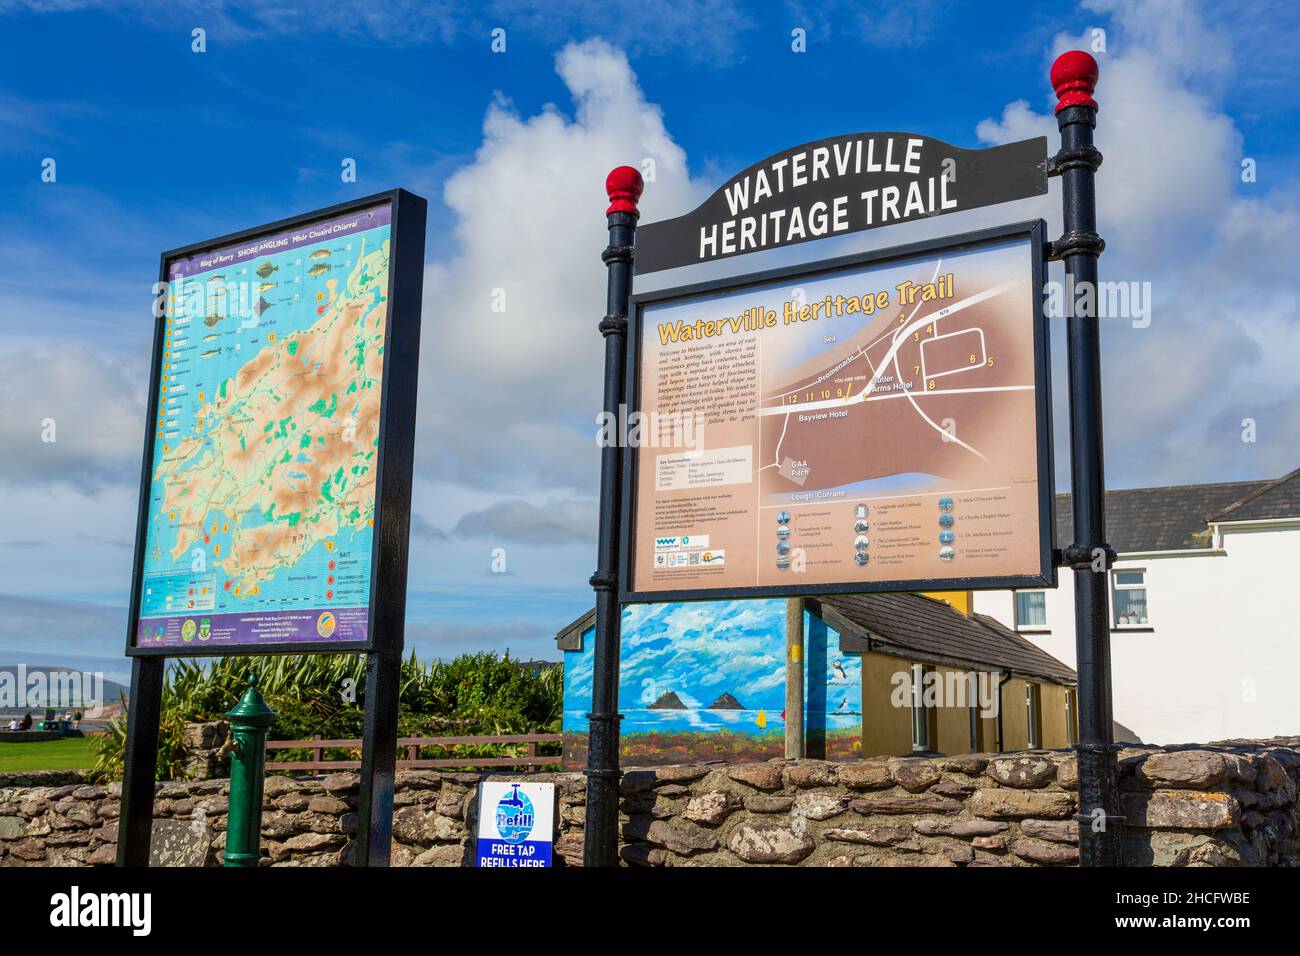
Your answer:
555;600;862;769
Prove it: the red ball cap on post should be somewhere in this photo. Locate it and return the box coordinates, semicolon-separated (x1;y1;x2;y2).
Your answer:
1051;50;1099;113
606;165;644;218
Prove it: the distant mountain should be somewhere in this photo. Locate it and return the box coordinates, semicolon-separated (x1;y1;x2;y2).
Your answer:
707;693;744;710
647;690;687;710
0;665;129;713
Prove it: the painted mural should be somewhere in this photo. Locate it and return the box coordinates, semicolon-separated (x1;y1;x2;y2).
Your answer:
562;600;862;768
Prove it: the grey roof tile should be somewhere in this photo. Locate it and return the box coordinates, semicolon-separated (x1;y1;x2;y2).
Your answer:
1207;467;1300;523
1056;480;1269;553
814;592;1076;684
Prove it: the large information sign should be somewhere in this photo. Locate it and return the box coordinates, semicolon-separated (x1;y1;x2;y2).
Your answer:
622;221;1054;602
127;192;424;655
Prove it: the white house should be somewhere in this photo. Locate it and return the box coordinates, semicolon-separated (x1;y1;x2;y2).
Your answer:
973;468;1300;746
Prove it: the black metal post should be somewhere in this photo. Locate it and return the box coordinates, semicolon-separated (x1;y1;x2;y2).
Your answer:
355;646;401;866
584;166;643;867
1049;51;1123;866
116;654;165;866
353;188;426;866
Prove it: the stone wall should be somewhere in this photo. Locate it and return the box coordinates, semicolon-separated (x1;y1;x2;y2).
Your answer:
1;740;1296;866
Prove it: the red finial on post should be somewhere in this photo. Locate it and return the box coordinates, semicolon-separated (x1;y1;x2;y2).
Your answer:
1051;50;1099;113
605;166;644;218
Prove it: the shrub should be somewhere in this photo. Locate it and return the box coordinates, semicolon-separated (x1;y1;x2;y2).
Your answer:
92;651;562;781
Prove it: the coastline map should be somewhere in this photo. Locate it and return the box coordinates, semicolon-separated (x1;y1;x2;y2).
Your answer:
134;202;392;649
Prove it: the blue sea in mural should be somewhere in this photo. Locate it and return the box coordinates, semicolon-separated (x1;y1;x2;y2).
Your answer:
562;599;861;738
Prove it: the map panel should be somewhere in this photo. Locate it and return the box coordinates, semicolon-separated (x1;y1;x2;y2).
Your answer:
134;202;392;649
629;234;1047;596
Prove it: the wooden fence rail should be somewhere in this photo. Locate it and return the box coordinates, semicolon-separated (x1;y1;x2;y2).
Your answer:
264;733;564;772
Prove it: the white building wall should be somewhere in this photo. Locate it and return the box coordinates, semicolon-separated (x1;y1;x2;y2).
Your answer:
973;522;1300;745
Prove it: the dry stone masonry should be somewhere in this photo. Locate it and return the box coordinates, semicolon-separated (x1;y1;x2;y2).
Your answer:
1;739;1296;867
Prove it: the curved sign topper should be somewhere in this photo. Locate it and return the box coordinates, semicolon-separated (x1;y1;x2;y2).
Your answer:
634;133;1047;275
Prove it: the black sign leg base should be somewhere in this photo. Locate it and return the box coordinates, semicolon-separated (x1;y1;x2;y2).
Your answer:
355;647;400;866
116;655;164;866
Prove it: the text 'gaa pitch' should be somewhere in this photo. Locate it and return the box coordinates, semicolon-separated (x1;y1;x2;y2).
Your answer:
136;203;393;650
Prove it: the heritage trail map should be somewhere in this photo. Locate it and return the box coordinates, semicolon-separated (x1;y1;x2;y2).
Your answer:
630;235;1047;595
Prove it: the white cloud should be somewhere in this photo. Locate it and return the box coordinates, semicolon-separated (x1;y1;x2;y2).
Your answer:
974;5;1300;487
416;39;707;495
0;345;145;490
452;497;598;544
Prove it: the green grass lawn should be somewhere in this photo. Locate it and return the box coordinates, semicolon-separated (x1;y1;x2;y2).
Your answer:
0;735;100;772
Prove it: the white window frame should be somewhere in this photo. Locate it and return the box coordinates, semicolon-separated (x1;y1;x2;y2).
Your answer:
1012;589;1049;631
909;664;931;753
1111;567;1150;629
1025;682;1041;749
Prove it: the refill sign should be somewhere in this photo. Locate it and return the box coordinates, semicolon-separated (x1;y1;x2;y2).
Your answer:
476;782;555;867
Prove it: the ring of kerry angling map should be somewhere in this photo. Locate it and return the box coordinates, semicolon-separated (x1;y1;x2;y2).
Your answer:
134;202;393;649
629;230;1050;597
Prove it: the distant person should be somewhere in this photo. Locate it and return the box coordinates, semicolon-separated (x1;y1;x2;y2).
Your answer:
19;712;32;731
73;710;82;730
5;718;17;731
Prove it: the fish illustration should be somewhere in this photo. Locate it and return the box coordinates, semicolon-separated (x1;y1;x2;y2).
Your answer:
201;333;220;342
203;314;222;328
201;348;221;358
307;264;331;277
257;282;277;293
254;296;272;317
255;261;277;279
308;249;331;260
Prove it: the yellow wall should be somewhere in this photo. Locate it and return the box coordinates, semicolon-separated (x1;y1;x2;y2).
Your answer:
921;591;974;615
859;651;913;757
1040;683;1073;747
933;666;974;755
1000;678;1030;749
856;651;1074;756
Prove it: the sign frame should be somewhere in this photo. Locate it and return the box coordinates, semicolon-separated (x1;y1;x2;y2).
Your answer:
123;189;426;659
618;218;1055;605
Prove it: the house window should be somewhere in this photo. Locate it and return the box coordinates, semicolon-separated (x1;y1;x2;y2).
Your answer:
1065;688;1078;746
1014;590;1047;629
1025;682;1041;749
1112;569;1149;627
910;664;931;753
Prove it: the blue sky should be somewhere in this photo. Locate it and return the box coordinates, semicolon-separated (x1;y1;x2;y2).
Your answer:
1;0;1298;682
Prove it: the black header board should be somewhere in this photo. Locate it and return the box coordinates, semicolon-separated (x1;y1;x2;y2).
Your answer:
635;134;1047;275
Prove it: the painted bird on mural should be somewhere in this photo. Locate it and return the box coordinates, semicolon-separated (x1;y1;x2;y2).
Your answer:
830;659;848;683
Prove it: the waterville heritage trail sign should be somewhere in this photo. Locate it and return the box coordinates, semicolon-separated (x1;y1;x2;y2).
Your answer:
117;190;427;867
586;51;1124;867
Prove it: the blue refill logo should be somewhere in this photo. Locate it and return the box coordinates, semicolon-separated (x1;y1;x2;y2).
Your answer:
494;784;535;843
477;782;553;867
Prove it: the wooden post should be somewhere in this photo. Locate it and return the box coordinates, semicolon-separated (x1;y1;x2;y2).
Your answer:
785;598;805;758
